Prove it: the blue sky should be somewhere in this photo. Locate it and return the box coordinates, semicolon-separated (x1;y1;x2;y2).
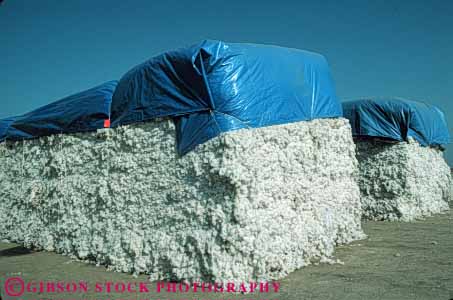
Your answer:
1;0;453;164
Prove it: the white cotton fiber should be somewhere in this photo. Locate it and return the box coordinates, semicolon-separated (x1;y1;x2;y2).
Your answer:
0;118;365;283
355;138;451;221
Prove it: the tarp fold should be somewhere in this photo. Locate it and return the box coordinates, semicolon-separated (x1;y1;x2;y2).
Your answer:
111;40;342;154
343;97;450;147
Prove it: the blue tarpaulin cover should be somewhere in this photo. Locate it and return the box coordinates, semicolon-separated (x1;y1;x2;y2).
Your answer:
111;40;342;154
0;81;118;143
343;97;450;147
0;117;16;142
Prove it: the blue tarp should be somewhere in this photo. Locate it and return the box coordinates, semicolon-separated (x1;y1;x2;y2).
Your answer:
0;117;16;142
111;40;341;154
0;81;118;143
343;97;450;147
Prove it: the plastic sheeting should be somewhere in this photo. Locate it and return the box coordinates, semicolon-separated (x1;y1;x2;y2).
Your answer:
0;81;118;143
111;40;341;154
343;97;450;147
0;117;16;142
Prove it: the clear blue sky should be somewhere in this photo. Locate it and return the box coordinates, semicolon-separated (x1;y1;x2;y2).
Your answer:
1;0;453;164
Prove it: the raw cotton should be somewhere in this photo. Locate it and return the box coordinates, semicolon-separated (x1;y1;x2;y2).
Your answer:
0;118;365;284
355;138;451;221
451;169;453;202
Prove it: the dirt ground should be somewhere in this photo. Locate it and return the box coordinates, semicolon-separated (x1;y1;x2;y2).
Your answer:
1;210;452;300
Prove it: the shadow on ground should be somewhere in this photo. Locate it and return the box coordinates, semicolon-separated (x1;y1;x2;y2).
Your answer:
0;246;32;257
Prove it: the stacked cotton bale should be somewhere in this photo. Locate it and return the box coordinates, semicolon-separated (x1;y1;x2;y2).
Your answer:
343;98;451;221
0;40;365;284
0;117;363;283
